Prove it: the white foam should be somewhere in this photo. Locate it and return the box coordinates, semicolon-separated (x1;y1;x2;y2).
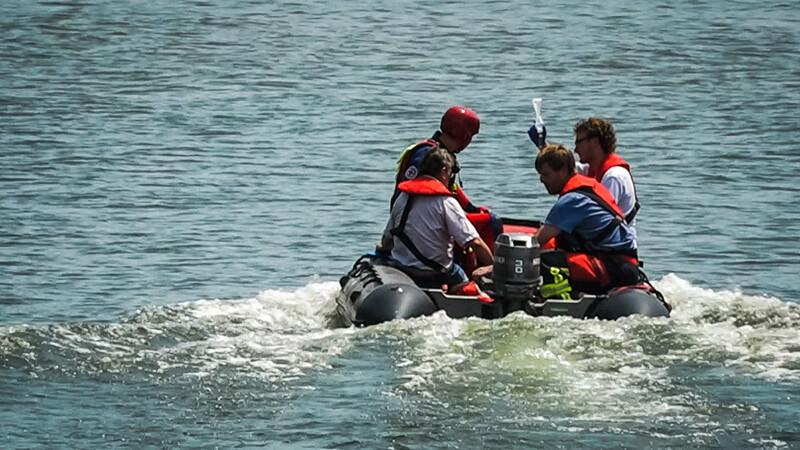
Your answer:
3;275;798;404
654;273;800;381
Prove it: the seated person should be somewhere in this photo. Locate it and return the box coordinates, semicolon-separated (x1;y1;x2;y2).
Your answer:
377;146;493;292
534;144;641;299
573;117;639;238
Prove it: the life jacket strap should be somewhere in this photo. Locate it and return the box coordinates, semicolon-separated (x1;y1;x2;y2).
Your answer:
625;201;640;224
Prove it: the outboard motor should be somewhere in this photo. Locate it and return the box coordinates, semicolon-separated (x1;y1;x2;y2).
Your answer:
492;233;541;313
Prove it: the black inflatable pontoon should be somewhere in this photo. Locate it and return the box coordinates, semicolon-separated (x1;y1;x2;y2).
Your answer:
336;232;670;327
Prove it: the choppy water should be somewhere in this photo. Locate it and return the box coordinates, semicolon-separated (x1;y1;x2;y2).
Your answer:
2;0;799;448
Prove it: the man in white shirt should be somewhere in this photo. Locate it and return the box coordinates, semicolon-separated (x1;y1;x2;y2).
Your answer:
573;118;639;238
378;146;493;291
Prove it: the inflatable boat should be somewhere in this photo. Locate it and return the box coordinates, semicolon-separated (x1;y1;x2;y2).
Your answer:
336;219;670;327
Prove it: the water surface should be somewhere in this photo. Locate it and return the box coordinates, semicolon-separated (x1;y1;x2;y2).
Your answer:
2;0;799;447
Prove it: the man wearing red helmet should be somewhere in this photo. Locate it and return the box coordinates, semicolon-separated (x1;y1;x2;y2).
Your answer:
389;106;500;277
391;106;481;211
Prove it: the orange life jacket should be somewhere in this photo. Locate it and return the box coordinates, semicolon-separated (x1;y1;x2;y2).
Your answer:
397;176;452;195
555;174;637;286
587;153;630;181
559;174;626;217
587;153;640;223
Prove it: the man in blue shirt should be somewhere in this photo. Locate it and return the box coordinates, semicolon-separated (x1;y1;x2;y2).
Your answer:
535;144;640;298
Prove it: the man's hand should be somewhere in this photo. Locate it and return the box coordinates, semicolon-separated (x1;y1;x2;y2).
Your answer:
377;234;393;253
472;265;493;280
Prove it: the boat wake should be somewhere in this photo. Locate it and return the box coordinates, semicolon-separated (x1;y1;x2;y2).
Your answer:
1;274;798;388
0;281;348;384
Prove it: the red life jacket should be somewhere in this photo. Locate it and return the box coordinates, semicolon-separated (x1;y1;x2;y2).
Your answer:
559;174;626;217
587;153;640;223
397;176;452;195
555;175;637;286
452;184;474;211
587;153;630;181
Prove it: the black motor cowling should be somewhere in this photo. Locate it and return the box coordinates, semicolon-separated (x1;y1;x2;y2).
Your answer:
492;233;541;311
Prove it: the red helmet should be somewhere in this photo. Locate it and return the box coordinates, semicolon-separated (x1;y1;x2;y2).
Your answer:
440;106;480;151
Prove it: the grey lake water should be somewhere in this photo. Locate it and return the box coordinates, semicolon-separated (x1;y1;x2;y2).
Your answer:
2;0;799;448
